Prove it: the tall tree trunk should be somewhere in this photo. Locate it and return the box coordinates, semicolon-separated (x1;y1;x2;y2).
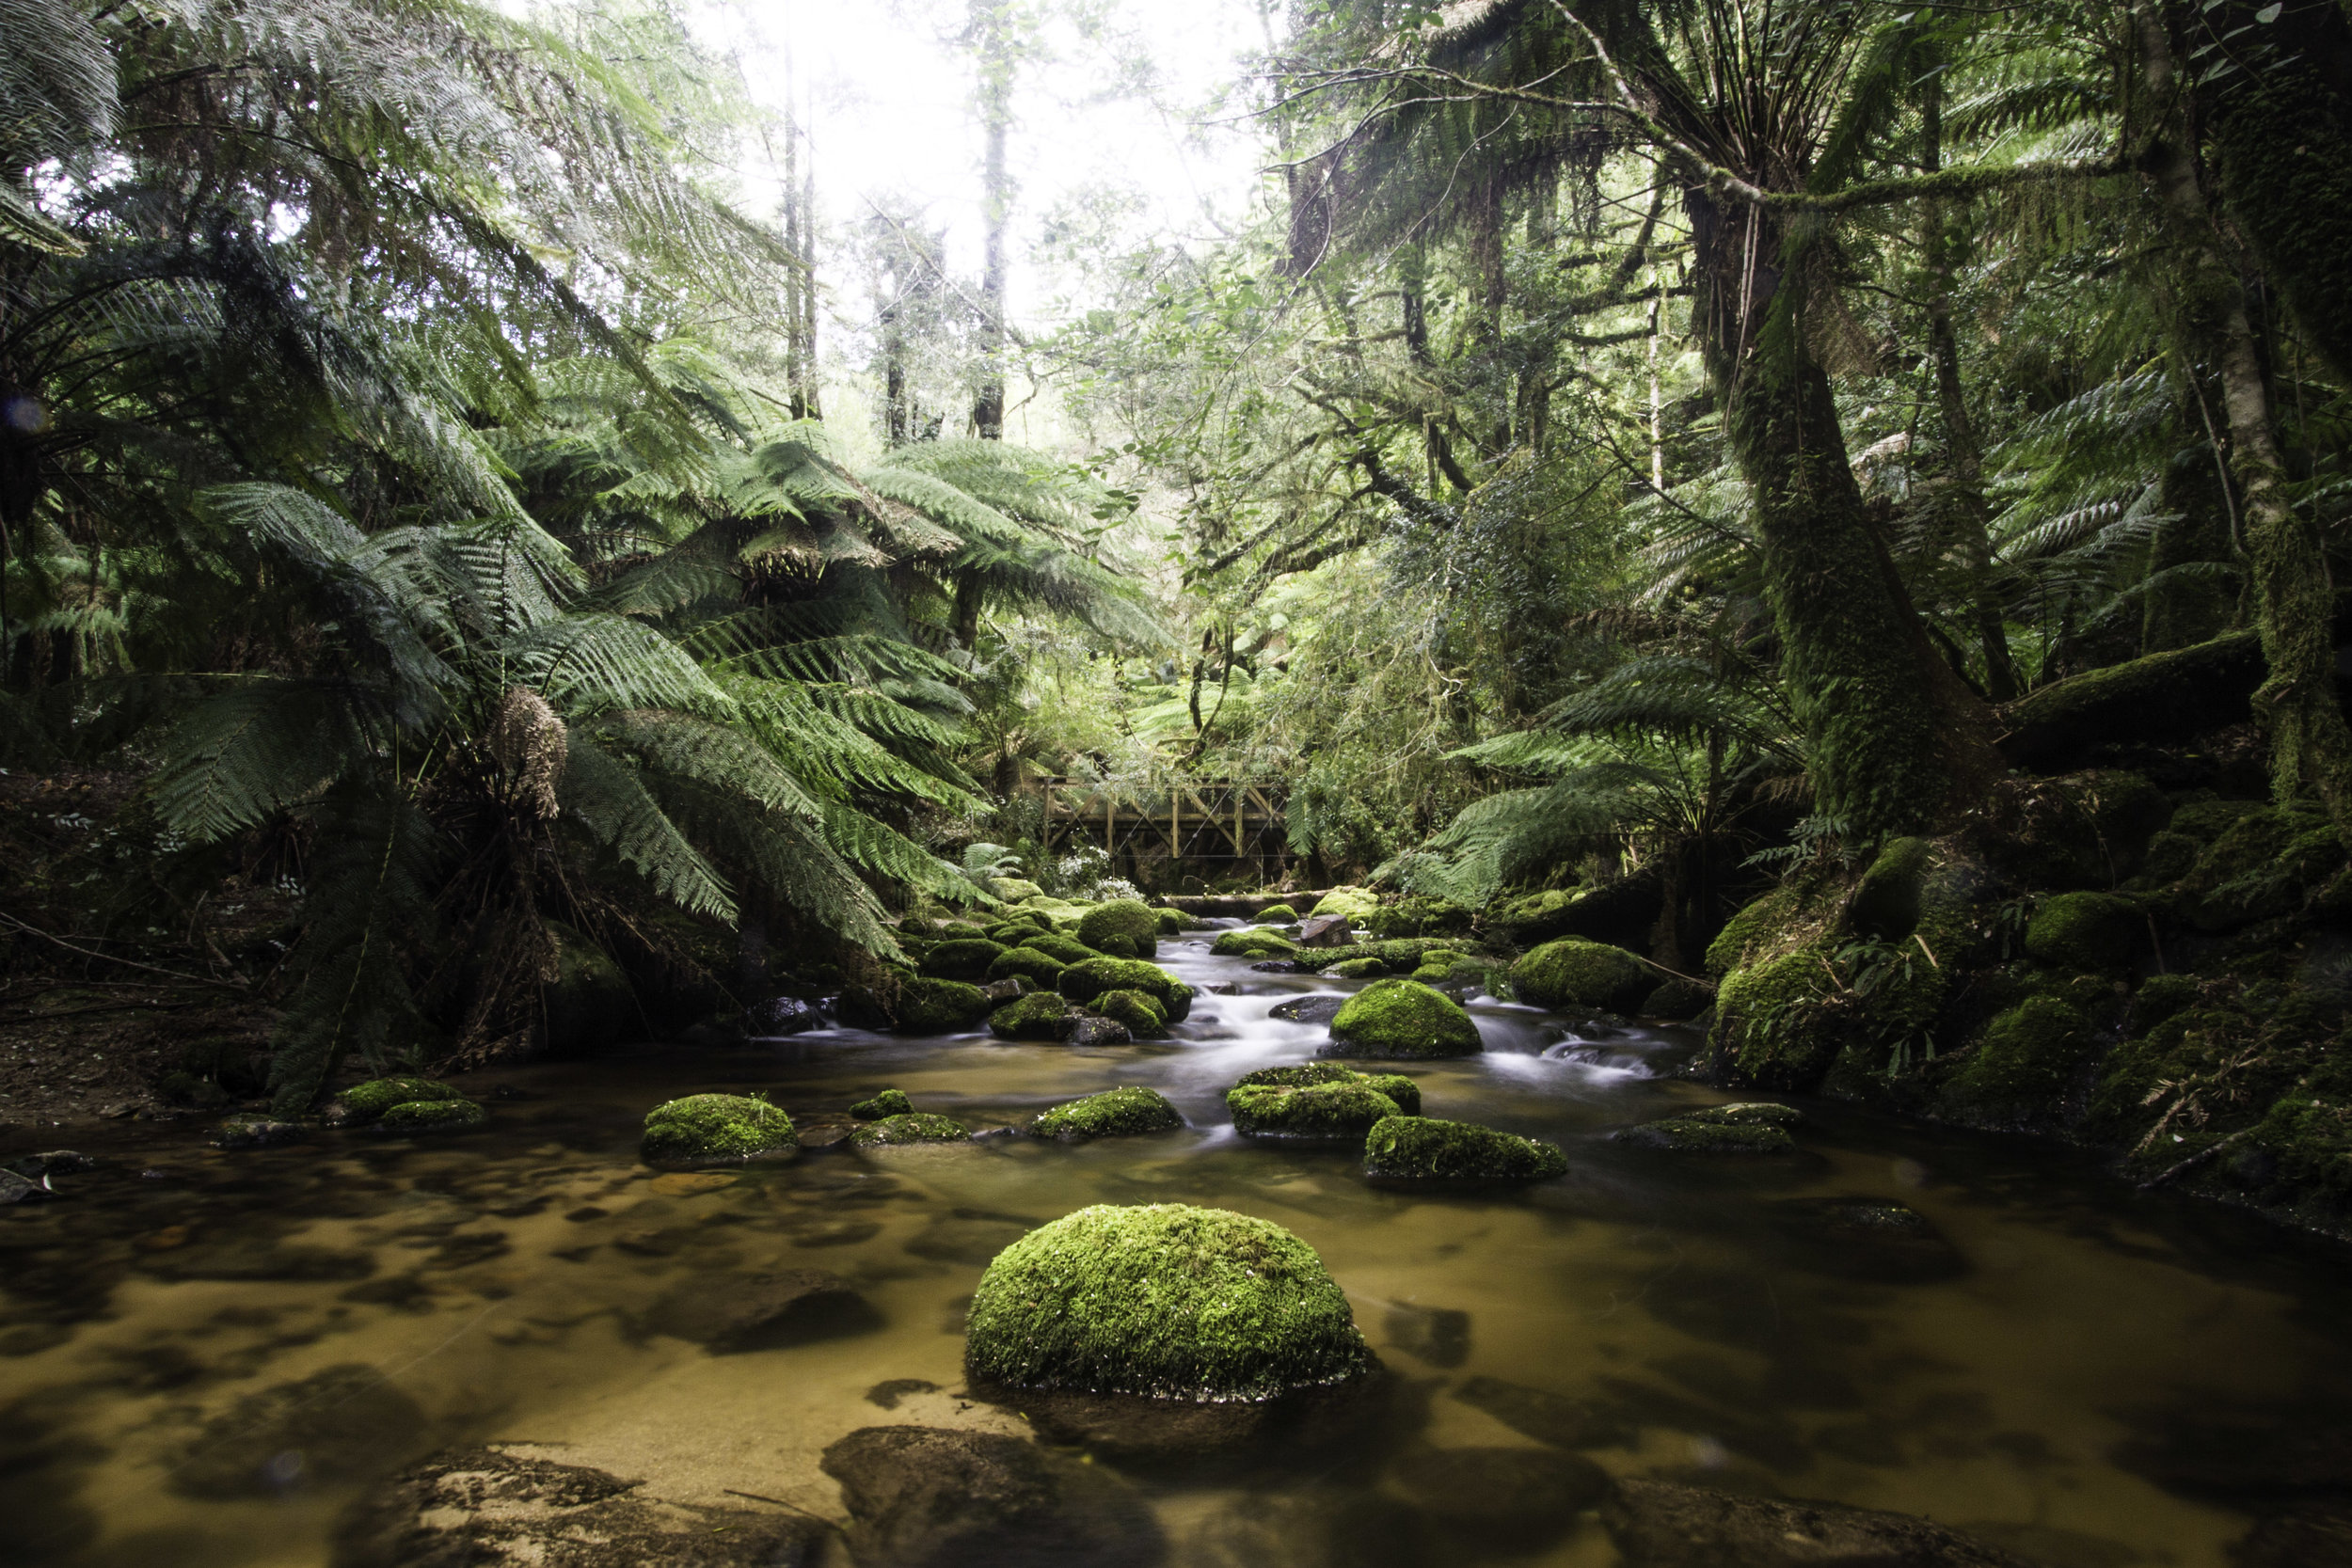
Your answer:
2140;6;2352;832
970;0;1012;440
1689;190;1997;837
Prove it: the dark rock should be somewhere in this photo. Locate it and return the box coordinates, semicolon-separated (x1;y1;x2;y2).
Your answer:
2111;1402;2352;1498
644;1269;879;1353
865;1378;939;1409
1206;983;1242;995
332;1444;825;1567
1451;1376;1636;1450
170;1363;429;1497
982;977;1030;1004
1381;1302;1470;1369
904;1208;1040;1265
1065;1016;1134;1047
850;1089;914;1121
1764;1198;1967;1285
1391;1446;1610;1552
1603;1478;2041;1566
0;1170;54;1205
6;1150;94;1179
1184;1488;1436;1568
213;1117;308;1150
1637;978;1715;1020
745;994;822;1036
1297;914;1356;948
1269;995;1346;1025
2222;1497;2352;1568
819;1425;1166;1567
138;1240;376;1282
1249;959;1305;973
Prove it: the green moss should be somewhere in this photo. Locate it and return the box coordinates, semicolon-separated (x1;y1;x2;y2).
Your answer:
1325;979;1482;1059
1228;1078;1403;1141
2247;1095;2352;1208
1494;887;1579;942
1328;958;1387;979
1075;900;1159;959
990;877;1046;902
1712;947;1842;1089
1232;1063;1422;1115
641;1094;796;1163
987;946;1067;988
990;990;1075;1041
1058;957;1193;1020
1704;885;1808;974
1508;939;1647;1010
1255;903;1298;924
335;1077;464;1126
1684;1101;1804;1126
894;977;995;1034
1155;908;1194;935
1213;927;1301;959
1636;977;1715;1019
2169;799;2267;842
1848;836;1932;940
1303;938;1460;974
2026;892;2143;974
1091;989;1168;1039
1031;1087;1184;1140
1021;932;1102;966
920;938;1009;982
1611;1117;1796;1154
850;1088;914;1120
373;1099;486;1135
2137;831;2203;886
850;1113;970;1147
1367;895;1474;938
963;1203;1371;1402
1309;888;1380;924
2178;806;2335;930
2132;973;2201;1034
1940;996;2094;1124
1360;1116;1567;1181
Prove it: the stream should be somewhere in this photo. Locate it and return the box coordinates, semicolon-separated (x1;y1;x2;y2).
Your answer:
4;922;2349;1566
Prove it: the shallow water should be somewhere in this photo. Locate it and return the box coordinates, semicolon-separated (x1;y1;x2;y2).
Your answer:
5;926;2350;1566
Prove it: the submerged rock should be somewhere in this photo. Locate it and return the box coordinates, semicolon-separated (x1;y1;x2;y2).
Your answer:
639;1094;796;1164
1602;1478;2038;1566
333;1444;825;1568
1381;1301;1470;1368
1361;1116;1566;1182
325;1076;465;1128
1391;1446;1611;1553
820;1426;1166;1568
373;1099;486;1136
1269;994;1347;1024
1765;1198;1967;1285
1611;1116;1797;1154
1228;1064;1421;1143
850;1113;970;1148
0;1169;55;1204
644;1267;880;1352
1452;1375;1636;1450
173;1363;428;1497
1066;1016;1136;1047
1323;980;1482;1059
1030;1087;1184;1141
212;1116;308;1150
4;1149;94;1179
850;1088;914;1120
965;1204;1370;1404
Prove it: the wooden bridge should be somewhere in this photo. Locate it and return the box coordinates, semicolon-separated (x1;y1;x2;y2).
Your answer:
1041;777;1291;876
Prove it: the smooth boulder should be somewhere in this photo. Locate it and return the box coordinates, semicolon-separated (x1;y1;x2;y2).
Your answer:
640;1094;796;1163
1510;939;1650;1011
1361;1117;1567;1182
819;1426;1166;1568
1227;1064;1422;1143
1322;979;1482;1059
1031;1087;1184;1140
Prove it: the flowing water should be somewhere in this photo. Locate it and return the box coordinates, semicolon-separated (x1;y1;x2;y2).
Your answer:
5;923;2350;1566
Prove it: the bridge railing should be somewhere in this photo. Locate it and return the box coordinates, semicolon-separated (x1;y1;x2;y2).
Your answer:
1041;777;1289;867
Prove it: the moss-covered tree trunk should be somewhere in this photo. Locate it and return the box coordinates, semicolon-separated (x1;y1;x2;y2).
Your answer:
2141;8;2352;836
1690;192;1998;837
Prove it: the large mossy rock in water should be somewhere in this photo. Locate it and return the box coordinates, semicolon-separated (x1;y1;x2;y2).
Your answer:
1091;988;1168;1039
1509;939;1649;1011
896;977;995;1034
990;990;1075;1041
1213;927;1300;959
1075;899;1159;958
1361;1117;1567;1182
326;1077;465;1128
1323;979;1482;1059
919;938;1008;982
964;1204;1371;1403
1309;887;1380;924
850;1113;970;1148
1031;1087;1184;1140
640;1094;796;1164
986;945;1067;989
1227;1063;1422;1142
1058;957;1193;1020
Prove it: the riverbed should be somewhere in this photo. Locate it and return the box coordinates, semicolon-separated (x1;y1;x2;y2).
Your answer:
3;924;2346;1565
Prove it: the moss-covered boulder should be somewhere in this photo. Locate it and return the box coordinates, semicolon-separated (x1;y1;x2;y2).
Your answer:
1058;957;1193;1021
1323;979;1482;1059
990;990;1076;1042
1254;903;1298;925
987;946;1068;989
2025;892;2143;974
1031;1088;1184;1140
1214;927;1300;959
984;914;1052;943
850;1088;914;1121
2130;972;2201;1034
1365;895;1475;938
1155;908;1195;935
920;938;1009;983
850;1113;970;1148
641;1094;796;1163
2175;805;2344;930
963;1204;1371;1402
895;977;995;1034
1704;884;1815;975
990;877;1046;902
1493;886;1579;943
327;1077;465;1128
1361;1117;1567;1181
1021;932;1102;966
1710;948;1841;1088
1091;989;1168;1039
375;1099;487;1136
1075;900;1160;959
1510;939;1649;1011
1309;887;1380;924
1636;977;1715;1020
1848;836;1932;940
1228;1065;1420;1141
1938;996;2095;1126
